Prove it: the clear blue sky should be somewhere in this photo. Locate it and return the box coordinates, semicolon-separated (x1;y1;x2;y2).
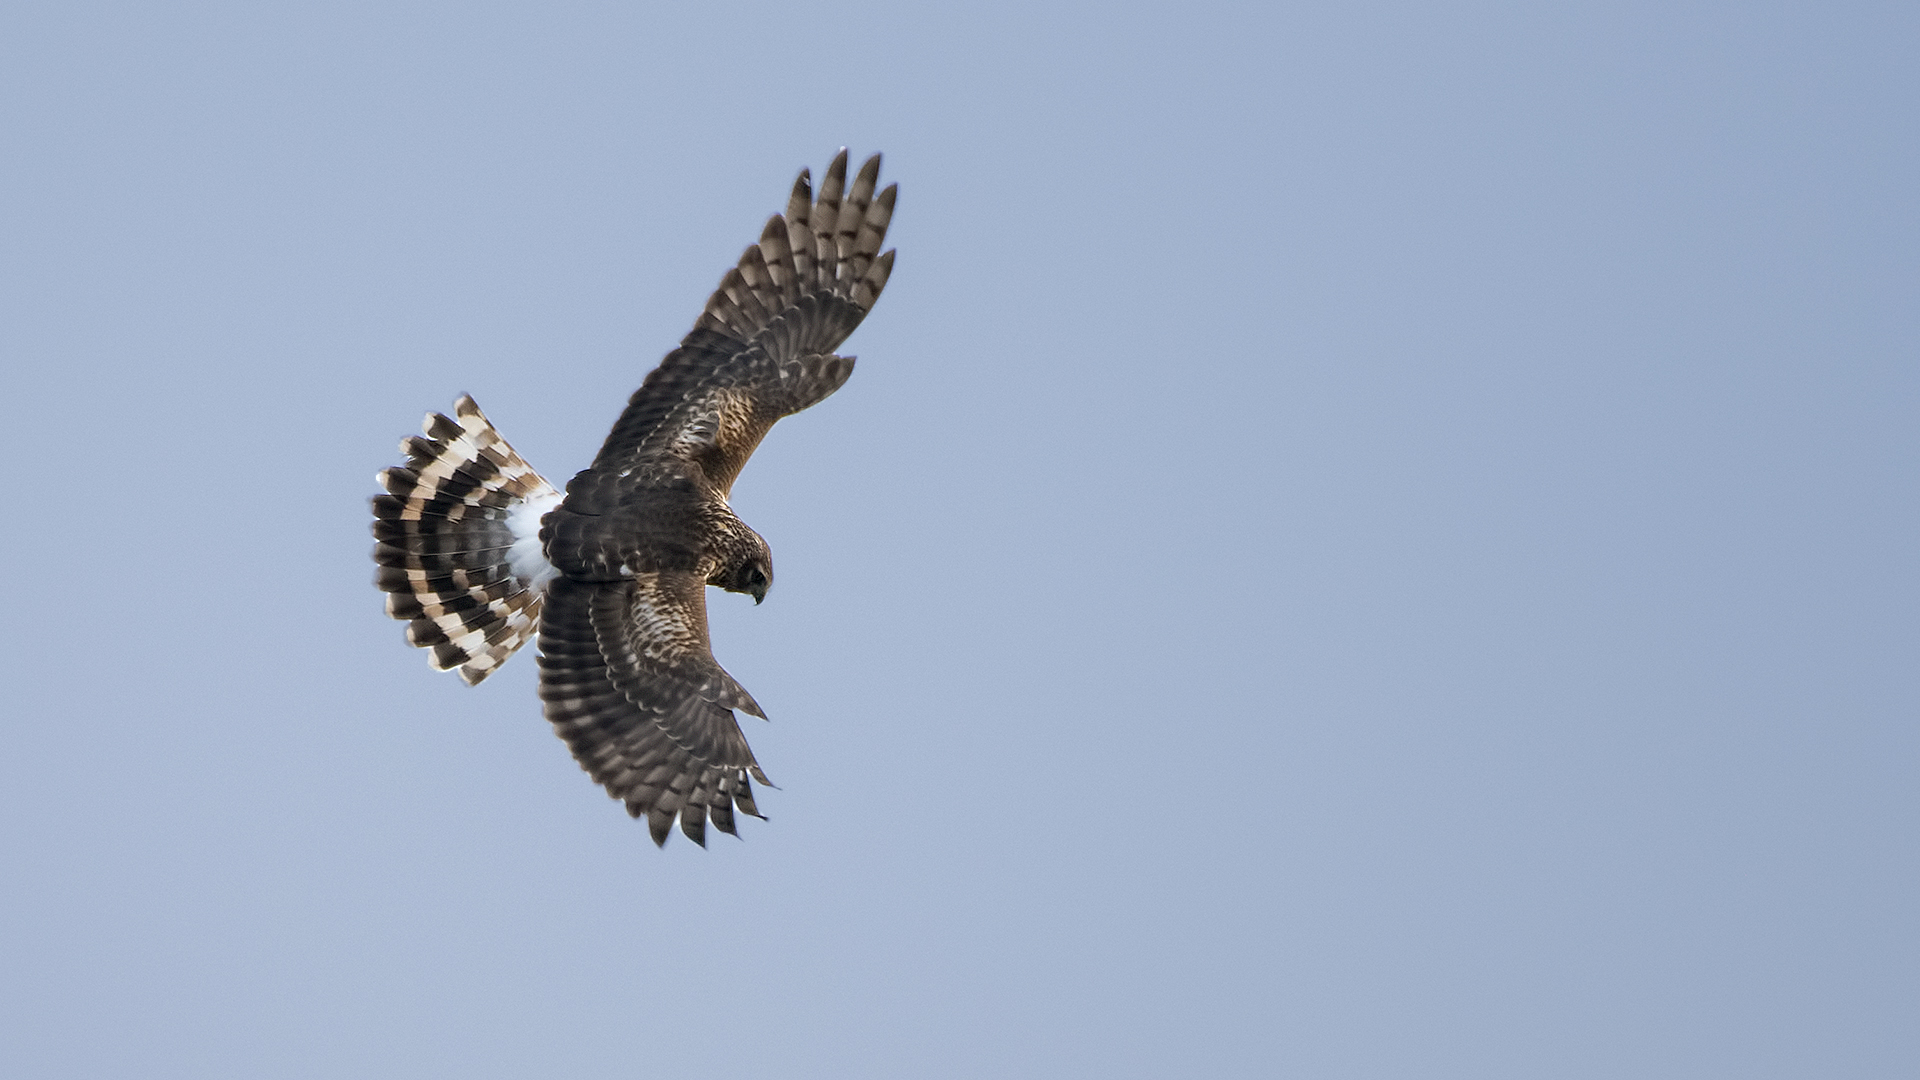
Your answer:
2;2;1915;1077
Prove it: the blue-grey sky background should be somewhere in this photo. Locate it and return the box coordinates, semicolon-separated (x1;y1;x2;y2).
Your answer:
2;2;1915;1077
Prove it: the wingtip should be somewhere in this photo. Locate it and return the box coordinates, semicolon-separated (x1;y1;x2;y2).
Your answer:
681;812;708;848
853;153;881;194
821;150;849;200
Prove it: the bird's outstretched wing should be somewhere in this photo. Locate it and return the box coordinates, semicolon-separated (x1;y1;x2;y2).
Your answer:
537;573;770;846
566;149;897;506
534;151;897;844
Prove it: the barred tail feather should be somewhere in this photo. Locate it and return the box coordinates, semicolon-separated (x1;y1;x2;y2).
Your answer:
372;394;562;685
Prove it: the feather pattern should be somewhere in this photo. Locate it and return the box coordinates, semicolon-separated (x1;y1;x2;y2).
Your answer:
537;576;767;846
372;394;561;685
567;149;897;502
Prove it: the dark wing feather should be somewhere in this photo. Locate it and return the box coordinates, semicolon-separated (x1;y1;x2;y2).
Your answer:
536;574;769;846
583;150;897;497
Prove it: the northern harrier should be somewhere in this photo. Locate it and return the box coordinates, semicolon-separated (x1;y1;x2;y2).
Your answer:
371;150;896;845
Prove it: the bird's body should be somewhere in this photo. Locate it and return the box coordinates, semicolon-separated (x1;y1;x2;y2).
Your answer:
371;151;896;845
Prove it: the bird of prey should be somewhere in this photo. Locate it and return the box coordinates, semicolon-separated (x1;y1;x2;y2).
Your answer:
370;150;896;846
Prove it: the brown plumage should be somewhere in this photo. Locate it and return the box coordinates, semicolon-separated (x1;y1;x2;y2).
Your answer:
371;150;897;845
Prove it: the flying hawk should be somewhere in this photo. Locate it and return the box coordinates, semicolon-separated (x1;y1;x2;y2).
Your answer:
371;150;896;846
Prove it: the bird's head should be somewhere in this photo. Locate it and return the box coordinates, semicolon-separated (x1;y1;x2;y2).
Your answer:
723;555;773;605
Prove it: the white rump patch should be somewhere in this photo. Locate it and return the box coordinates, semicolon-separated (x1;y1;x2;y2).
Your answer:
507;490;564;591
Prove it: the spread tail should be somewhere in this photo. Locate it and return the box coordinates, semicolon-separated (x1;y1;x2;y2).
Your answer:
372;394;562;685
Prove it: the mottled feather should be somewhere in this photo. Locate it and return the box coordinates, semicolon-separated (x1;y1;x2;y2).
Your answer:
536;574;767;845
